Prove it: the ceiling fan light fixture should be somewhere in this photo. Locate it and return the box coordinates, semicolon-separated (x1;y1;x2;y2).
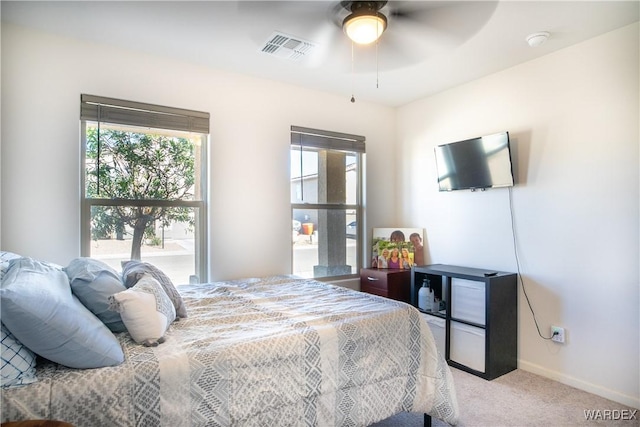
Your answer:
343;12;387;45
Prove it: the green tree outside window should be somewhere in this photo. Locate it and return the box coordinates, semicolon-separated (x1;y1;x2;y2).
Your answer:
85;126;196;260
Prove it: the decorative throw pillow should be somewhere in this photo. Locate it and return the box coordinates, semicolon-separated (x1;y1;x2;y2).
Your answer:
109;274;176;346
64;257;127;333
1;323;37;388
0;257;124;369
121;260;187;318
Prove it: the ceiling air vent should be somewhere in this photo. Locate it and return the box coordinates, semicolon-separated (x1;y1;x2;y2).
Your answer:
260;31;316;62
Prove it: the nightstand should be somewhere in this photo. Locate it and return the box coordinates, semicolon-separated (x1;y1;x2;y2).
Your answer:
359;268;411;303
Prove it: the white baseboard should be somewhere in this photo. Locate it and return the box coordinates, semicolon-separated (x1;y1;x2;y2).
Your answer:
519;359;640;409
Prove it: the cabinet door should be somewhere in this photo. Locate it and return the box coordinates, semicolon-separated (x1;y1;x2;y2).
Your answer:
450;321;486;373
451;278;485;325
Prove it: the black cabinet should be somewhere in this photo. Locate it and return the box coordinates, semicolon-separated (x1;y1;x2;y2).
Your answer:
411;264;518;380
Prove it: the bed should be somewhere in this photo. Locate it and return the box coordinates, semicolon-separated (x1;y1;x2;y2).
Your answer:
1;256;458;427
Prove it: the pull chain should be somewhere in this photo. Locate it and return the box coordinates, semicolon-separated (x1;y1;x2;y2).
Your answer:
350;10;383;101
376;37;379;89
376;11;380;89
350;41;356;103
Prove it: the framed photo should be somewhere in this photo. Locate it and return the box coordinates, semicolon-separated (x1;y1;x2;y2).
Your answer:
371;228;425;269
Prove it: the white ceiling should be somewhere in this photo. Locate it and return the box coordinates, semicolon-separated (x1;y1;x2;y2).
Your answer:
2;1;638;107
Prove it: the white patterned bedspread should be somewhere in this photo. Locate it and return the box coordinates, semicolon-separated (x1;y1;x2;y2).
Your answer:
1;276;458;426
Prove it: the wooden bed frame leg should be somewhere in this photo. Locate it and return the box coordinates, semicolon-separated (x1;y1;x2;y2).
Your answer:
423;413;432;427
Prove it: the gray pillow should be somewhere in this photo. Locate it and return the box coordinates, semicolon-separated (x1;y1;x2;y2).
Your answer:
121;260;187;318
0;257;124;369
64;257;127;333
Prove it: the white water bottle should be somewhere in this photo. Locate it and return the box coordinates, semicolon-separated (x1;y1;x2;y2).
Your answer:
418;278;430;311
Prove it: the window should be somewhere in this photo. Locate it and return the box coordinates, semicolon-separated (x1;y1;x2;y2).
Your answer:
80;95;209;285
290;126;364;279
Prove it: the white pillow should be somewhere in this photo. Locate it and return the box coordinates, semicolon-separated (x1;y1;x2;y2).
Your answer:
109;274;176;346
121;260;187;318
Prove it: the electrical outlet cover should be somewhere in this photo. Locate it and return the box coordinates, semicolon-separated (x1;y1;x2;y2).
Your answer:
551;326;565;343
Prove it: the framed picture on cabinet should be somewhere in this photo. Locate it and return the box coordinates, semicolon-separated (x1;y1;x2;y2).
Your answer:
371;227;425;269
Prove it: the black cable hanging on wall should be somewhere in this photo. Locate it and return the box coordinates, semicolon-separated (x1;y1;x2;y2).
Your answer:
508;186;554;340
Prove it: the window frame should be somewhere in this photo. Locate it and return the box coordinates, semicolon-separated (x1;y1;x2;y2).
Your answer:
290;126;365;281
80;94;209;283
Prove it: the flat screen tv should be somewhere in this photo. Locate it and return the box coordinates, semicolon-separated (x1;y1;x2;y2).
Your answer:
434;131;514;191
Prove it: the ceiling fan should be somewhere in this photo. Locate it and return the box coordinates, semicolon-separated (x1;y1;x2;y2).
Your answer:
243;1;498;71
331;1;499;70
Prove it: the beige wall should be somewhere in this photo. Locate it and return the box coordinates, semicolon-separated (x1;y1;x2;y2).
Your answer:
396;23;639;407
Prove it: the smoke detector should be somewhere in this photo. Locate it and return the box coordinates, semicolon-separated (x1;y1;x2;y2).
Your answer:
260;31;316;61
526;31;550;47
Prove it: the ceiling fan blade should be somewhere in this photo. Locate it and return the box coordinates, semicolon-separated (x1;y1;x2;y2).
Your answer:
359;0;499;69
343;25;455;73
329;1;350;29
386;1;498;45
305;21;346;68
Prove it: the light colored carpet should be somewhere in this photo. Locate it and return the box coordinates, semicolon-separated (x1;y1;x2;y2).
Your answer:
372;368;639;427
